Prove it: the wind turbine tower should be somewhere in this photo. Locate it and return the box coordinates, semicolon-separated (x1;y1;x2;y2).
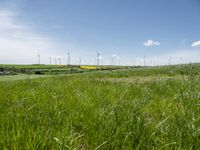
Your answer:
111;54;117;66
143;55;146;66
49;56;52;65
58;57;61;65
79;58;82;65
168;56;171;66
55;58;57;65
180;57;183;64
67;52;71;65
134;58;136;66
37;53;40;64
96;52;100;65
117;57;120;66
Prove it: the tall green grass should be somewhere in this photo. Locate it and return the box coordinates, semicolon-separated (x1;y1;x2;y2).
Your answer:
0;65;200;149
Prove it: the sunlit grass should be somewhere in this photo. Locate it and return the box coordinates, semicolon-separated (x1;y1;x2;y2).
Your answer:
0;74;49;81
0;65;200;149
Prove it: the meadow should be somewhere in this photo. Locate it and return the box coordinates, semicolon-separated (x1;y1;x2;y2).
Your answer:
0;64;200;149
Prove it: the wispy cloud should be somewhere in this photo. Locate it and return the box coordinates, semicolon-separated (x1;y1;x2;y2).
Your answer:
191;40;200;48
0;8;63;64
144;40;160;47
0;10;23;29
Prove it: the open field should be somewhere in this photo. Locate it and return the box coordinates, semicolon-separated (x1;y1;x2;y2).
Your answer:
0;74;50;82
0;64;200;149
0;64;126;76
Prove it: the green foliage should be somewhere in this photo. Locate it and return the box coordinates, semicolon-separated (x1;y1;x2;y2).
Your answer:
0;64;200;149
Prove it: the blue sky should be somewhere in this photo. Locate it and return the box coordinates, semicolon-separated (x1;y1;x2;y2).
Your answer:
0;0;200;65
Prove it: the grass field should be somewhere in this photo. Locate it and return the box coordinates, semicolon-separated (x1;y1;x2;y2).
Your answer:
0;74;50;82
0;64;200;149
0;64;125;76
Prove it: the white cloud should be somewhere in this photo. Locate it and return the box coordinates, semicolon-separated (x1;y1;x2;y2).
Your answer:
191;40;200;48
112;54;117;58
0;8;65;64
144;40;160;47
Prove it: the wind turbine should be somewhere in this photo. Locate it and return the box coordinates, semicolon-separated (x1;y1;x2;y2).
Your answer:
79;58;82;65
49;56;52;65
143;55;146;66
116;56;121;66
67;52;71;65
111;54;117;66
55;57;57;65
58;57;61;65
134;58;136;66
168;56;171;66
180;57;183;64
96;51;100;65
37;53;40;64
